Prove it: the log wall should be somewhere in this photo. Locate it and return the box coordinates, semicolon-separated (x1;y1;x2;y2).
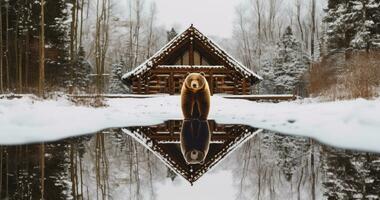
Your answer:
130;67;251;95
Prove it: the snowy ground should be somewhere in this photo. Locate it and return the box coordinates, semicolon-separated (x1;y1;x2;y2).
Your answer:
0;95;379;153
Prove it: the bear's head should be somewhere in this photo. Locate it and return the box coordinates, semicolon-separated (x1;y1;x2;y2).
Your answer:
184;149;206;164
184;72;207;92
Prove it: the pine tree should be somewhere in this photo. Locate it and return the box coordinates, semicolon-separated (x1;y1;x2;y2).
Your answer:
70;47;91;93
259;26;310;94
323;0;380;51
322;148;380;199
0;0;70;92
109;59;129;94
166;28;178;42
272;134;309;181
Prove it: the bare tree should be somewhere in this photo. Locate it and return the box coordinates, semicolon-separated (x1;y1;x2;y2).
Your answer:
268;0;279;41
127;0;134;69
296;0;304;42
133;0;144;68
14;1;21;92
70;0;78;61
0;0;3;93
310;0;316;60
24;3;31;91
253;0;263;69
40;143;45;199
70;0;78;91
39;0;45;96
146;2;157;58
236;5;253;69
0;147;2;196
79;0;85;48
5;1;9;89
95;0;111;94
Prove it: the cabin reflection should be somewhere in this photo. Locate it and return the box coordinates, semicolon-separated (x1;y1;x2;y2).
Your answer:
122;120;260;184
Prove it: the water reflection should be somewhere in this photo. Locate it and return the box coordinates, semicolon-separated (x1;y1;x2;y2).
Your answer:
0;122;379;200
123;120;260;184
180;120;211;165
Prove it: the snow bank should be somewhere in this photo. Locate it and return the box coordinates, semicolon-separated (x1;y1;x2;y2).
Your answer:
0;95;379;153
0;96;181;145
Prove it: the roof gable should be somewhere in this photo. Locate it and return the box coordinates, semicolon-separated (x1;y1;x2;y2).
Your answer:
122;25;262;84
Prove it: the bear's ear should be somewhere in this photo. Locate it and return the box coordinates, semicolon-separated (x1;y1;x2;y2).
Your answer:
200;72;206;76
186;72;191;76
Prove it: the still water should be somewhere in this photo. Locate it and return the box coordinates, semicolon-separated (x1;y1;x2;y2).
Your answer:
0;120;379;200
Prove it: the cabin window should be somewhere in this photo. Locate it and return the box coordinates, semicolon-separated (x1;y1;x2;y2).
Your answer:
174;50;211;66
182;51;189;65
194;51;201;65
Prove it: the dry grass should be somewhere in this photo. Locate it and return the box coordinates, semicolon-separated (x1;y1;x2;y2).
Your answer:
308;51;380;100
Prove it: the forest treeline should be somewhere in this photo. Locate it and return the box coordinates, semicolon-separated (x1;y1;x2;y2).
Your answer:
232;0;380;99
0;0;379;98
0;0;165;95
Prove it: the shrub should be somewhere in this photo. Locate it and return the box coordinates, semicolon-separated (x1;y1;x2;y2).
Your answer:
308;51;380;100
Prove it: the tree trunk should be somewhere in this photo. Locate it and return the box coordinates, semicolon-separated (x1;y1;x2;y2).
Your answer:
310;139;316;200
310;0;316;60
0;0;3;93
296;0;304;42
39;0;45;96
5;2;9;89
133;0;142;68
146;3;156;58
40;143;45;200
70;0;78;91
79;0;84;48
254;0;262;70
0;147;3;198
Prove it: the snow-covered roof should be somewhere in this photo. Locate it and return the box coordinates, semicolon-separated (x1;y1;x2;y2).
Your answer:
122;25;262;85
157;65;225;69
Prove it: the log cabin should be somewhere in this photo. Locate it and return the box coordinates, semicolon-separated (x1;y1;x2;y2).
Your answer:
122;25;262;95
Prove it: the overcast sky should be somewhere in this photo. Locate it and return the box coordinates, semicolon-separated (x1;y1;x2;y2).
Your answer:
115;0;240;38
153;0;240;38
115;0;327;39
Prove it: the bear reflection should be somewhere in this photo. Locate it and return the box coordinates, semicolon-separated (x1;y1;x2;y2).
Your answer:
180;119;211;165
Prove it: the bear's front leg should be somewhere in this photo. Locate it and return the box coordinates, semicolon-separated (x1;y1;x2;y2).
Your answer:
181;89;195;120
196;90;210;120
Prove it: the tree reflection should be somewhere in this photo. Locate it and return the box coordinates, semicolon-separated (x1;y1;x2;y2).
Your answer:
0;127;380;199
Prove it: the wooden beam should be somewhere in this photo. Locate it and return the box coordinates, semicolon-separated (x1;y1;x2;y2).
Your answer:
209;72;214;96
169;72;174;95
189;40;194;65
137;78;142;94
148;134;237;142
242;78;247;95
69;94;168;99
223;94;297;101
145;79;149;94
151;67;230;74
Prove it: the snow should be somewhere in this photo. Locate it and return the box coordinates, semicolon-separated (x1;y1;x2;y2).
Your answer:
0;95;380;153
157;65;225;69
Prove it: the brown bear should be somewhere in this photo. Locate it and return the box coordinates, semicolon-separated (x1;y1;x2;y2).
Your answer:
180;72;211;164
180;72;211;120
